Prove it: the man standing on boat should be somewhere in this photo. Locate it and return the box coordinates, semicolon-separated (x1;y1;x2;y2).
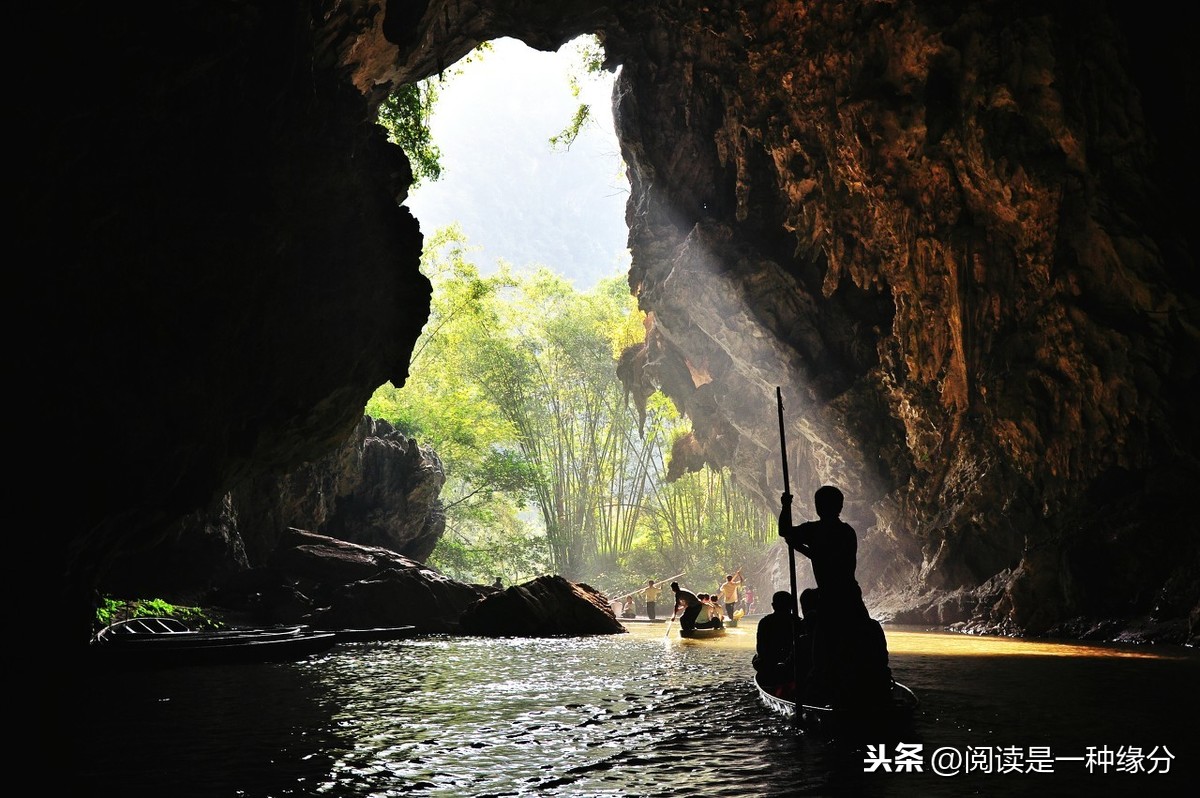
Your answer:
718;570;743;620
641;579;663;620
669;581;703;631
778;485;869;703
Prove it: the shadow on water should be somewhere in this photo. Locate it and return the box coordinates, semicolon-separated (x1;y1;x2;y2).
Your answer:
63;624;1199;797
64;659;343;797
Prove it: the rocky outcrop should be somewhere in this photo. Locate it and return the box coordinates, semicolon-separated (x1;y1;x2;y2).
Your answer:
26;2;1196;649
458;575;625;637
236;414;447;565
605;2;1199;641
99;416;445;603
213;528;489;633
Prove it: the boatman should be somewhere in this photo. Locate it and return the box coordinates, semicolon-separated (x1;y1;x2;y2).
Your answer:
718;569;743;620
642;578;663;620
669;581;703;631
779;485;869;703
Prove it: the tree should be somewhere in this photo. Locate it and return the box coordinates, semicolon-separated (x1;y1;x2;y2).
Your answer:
377;43;493;187
367;226;544;581
369;226;778;589
549;34;609;152
378;80;443;187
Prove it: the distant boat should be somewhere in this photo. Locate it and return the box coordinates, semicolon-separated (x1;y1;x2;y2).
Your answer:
678;626;727;639
754;671;919;738
90;616;337;667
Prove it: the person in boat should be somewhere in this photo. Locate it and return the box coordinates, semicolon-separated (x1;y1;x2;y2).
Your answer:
753;589;813;692
670;582;703;631
779;485;870;704
641;579;663;620
718;570;743;621
742;584;756;616
622;596;636;618
846;614;893;708
492;576;503;590
794;588;822;694
693;594;724;630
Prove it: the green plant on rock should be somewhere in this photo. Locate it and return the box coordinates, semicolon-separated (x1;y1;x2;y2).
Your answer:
95;596;223;631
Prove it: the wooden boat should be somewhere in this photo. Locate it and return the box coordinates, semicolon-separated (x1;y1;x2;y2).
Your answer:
754;671;919;738
94;617;310;645
678;625;727;639
90;616;338;667
331;625;419;643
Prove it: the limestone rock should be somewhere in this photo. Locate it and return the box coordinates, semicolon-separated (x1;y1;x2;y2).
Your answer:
458;575;626;637
100;416;445;602
213;529;488;633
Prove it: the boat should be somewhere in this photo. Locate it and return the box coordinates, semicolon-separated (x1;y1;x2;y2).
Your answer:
754;671;919;739
331;625;419;643
93;616;311;645
90;616;338;667
678;625;727;639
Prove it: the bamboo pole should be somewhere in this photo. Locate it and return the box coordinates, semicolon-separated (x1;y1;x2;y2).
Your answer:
609;571;686;602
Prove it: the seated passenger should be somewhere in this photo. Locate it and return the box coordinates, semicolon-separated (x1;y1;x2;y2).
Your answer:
843;616;893;707
693;594;724;629
753;590;806;691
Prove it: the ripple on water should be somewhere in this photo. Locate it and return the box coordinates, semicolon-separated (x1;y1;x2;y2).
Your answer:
71;624;1200;797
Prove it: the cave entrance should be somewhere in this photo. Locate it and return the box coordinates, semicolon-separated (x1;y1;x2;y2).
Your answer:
403;35;631;290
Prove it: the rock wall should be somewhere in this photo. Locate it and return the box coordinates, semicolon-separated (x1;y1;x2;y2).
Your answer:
237;414;446;565
25;2;1197;649
100;415;446;603
605;2;1198;640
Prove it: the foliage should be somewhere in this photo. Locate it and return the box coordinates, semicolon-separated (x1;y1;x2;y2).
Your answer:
549;103;592;152
368;225;778;591
550;35;609;152
377;42;494;187
95;596;223;631
378;80;443;187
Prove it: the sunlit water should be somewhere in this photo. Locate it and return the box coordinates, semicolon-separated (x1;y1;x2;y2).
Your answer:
67;622;1199;797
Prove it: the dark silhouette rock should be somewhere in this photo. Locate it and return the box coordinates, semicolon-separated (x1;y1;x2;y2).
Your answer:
459;575;626;637
211;529;488;633
100;416;445;603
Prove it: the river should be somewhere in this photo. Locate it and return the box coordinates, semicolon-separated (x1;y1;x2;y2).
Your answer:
66;621;1198;797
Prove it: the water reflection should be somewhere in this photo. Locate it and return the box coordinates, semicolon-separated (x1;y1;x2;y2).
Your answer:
883;626;1183;660
69;622;1199;797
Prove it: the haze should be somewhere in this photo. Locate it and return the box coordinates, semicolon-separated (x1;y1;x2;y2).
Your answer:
404;37;632;290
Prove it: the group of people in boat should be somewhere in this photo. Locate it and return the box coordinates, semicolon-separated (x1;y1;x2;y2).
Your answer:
668;582;733;631
609;570;753;624
753;485;893;708
601;482;892;708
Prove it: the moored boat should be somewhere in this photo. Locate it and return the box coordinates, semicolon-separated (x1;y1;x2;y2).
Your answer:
331;625;419;643
94;617;310;646
90;616;338;667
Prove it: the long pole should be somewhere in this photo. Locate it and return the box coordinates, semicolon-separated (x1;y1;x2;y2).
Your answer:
777;387;800;705
610;571;686;603
777;388;798;615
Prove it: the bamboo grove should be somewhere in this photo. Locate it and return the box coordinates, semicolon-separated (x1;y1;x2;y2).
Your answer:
368;226;777;595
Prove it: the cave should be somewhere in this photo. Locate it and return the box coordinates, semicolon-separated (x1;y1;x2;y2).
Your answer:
22;1;1197;654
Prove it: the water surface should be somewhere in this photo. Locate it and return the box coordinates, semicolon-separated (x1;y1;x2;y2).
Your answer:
68;622;1199;797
